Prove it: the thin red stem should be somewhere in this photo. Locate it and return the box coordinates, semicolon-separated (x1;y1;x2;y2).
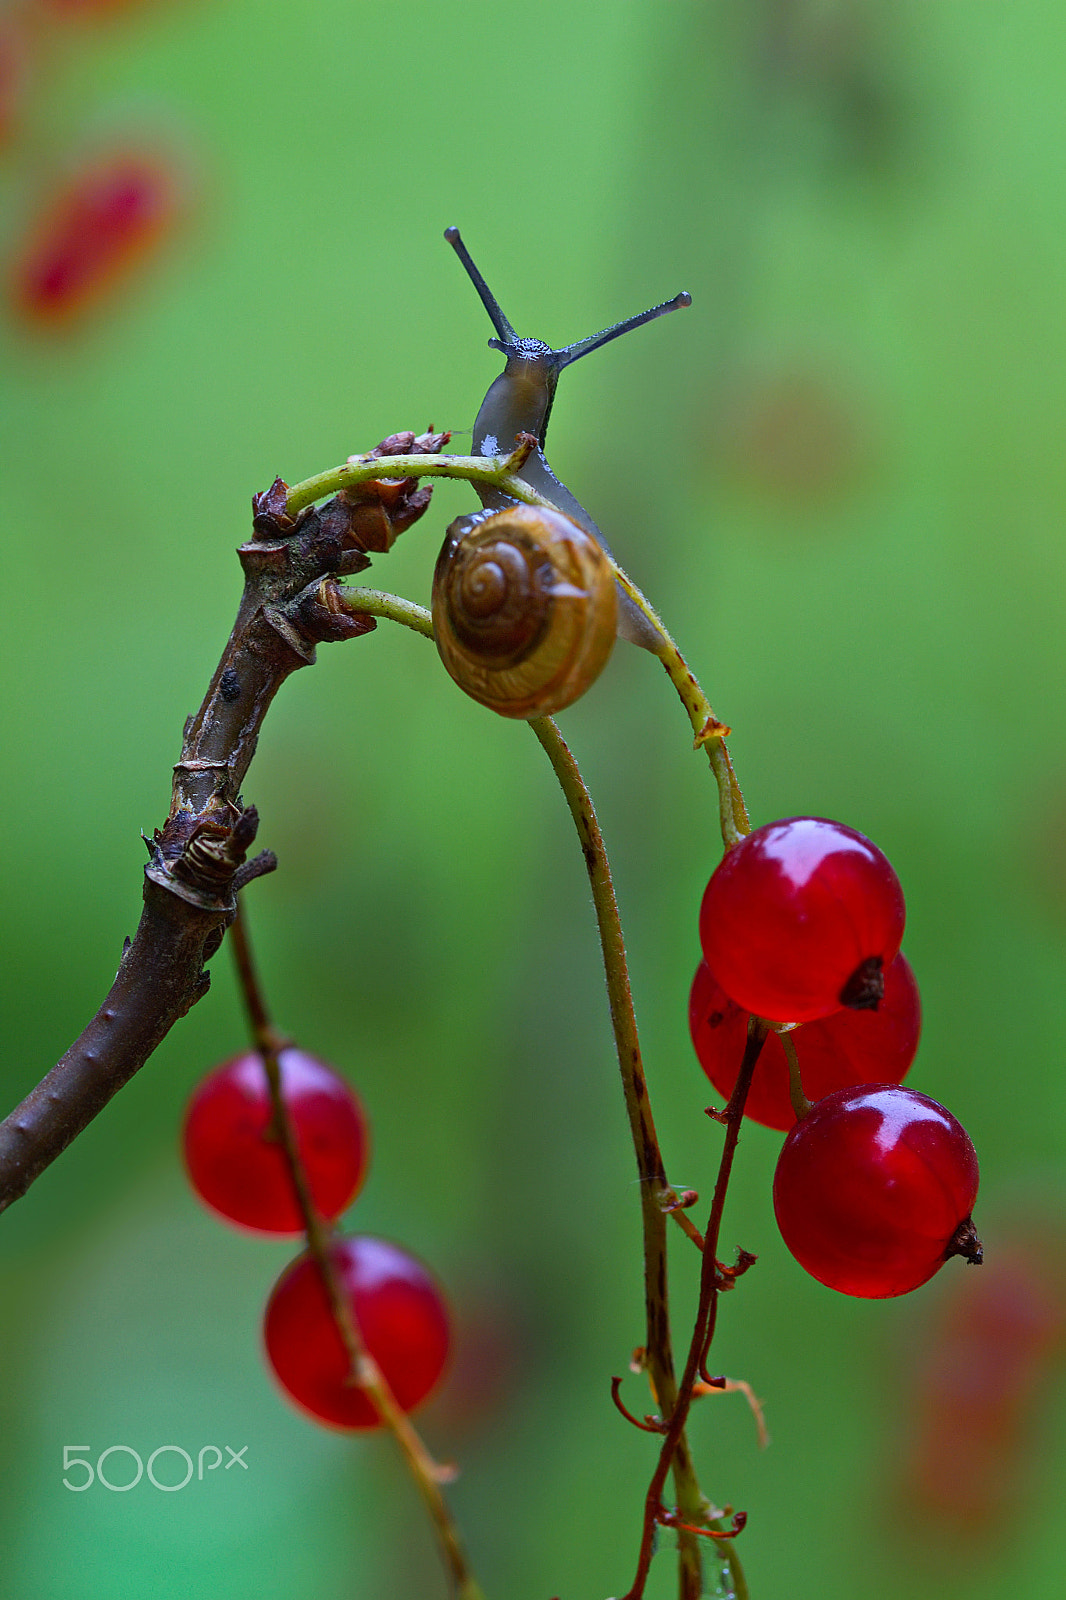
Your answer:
618;1020;767;1600
611;1376;669;1435
229;903;484;1600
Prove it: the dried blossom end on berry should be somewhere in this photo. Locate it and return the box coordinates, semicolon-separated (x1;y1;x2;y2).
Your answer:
773;1085;981;1298
699;816;906;1024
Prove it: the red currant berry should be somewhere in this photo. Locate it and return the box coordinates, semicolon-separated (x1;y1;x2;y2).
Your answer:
10;148;178;327
182;1049;369;1235
772;1085;982;1298
699;816;906;1023
263;1235;451;1430
689;950;921;1130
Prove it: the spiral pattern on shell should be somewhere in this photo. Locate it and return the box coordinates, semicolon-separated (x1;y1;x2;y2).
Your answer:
431;504;619;719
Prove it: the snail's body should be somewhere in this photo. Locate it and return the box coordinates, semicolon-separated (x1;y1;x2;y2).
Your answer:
470;341;557;465
434;227;691;715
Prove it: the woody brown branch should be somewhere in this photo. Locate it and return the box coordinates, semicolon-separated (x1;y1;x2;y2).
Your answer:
0;438;445;1215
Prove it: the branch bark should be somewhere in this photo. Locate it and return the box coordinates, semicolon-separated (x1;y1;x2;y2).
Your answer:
0;441;444;1216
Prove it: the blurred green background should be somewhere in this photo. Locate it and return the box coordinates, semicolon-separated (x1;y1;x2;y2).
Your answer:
2;1;1066;1596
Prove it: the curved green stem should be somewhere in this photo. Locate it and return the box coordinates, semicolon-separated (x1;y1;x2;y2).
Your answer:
342;586;748;1600
338;587;435;638
289;448;749;853
609;565;749;850
528;716;711;1600
286;446;557;520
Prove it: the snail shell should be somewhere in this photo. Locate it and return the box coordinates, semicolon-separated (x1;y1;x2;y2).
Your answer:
431;503;619;719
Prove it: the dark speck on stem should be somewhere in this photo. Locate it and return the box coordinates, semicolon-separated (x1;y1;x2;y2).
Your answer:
219;667;242;703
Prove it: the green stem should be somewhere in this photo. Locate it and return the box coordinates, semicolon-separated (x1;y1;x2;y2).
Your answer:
609;566;749;849
288;451;747;851
286;447;556;519
779;1030;812;1121
340;586;739;1600
529;715;709;1600
338;588;435;638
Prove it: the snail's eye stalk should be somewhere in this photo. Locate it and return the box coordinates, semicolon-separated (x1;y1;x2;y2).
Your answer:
444;226;517;347
555;291;692;371
445;226;691;374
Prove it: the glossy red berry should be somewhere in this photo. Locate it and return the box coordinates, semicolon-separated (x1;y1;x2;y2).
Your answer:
773;1085;982;1298
263;1235;451;1430
689;950;921;1129
699;816;906;1023
182;1049;369;1235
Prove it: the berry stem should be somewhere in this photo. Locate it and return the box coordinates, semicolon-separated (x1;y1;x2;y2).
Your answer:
335;587;729;1600
779;1030;812;1122
618;1020;766;1600
663;1200;706;1253
291;450;748;852
229;901;291;1061
528;715;718;1600
608;566;750;851
229;903;485;1600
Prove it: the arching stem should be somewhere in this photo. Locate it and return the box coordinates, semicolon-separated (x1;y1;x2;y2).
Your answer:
337;586;748;1600
529;715;712;1599
286;453;749;852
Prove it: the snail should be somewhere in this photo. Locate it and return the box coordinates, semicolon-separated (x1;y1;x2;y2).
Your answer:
432;226;691;719
432;502;619;721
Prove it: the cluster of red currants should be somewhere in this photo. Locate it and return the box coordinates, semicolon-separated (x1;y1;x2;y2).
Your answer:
691;816;982;1298
182;1050;450;1429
